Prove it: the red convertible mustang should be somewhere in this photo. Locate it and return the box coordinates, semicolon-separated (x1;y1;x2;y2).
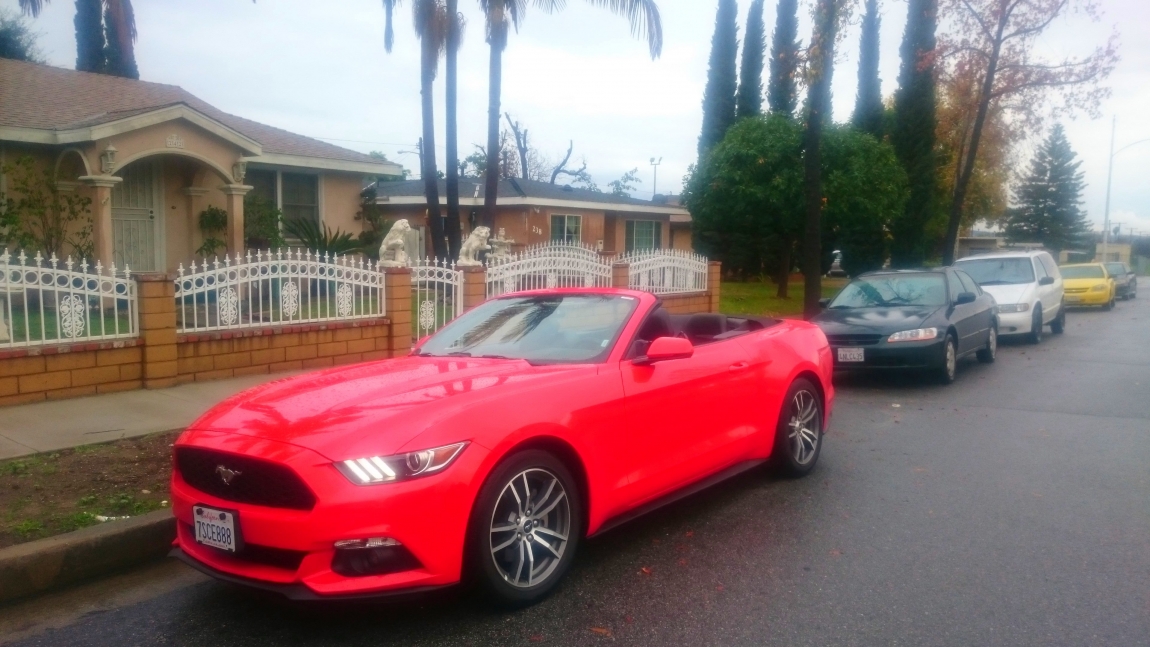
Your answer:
171;288;834;606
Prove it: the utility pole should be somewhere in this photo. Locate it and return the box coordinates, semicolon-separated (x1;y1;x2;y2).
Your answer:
1101;117;1115;262
650;157;663;200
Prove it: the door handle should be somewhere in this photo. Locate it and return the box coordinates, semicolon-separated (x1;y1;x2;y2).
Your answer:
728;361;750;372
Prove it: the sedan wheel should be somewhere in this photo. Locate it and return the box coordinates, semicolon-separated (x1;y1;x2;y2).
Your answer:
772;379;823;477
977;326;997;363
938;335;958;384
470;451;581;607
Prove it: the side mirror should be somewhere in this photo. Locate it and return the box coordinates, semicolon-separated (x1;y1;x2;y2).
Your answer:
634;336;694;365
818;298;831;308
955;291;976;305
1039;276;1055;285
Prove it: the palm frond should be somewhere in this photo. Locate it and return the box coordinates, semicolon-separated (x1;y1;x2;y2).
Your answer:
18;0;46;17
584;0;663;58
382;0;400;52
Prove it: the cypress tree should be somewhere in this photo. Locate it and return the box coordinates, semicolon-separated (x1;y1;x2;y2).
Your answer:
102;5;138;79
851;0;884;139
736;0;766;119
1004;125;1091;253
889;0;938;267
74;0;105;73
766;0;799;116
699;0;739;156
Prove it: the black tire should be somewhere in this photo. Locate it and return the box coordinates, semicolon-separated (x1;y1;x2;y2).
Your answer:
771;378;824;477
937;334;958;384
467;450;582;608
1103;297;1113;311
1051;304;1065;335
977;326;997;363
1027;307;1043;344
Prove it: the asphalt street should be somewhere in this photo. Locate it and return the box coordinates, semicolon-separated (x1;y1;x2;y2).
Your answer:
4;296;1148;646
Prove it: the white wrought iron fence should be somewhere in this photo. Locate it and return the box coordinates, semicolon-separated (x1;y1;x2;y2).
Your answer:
0;250;137;349
175;250;385;333
620;249;708;294
410;258;463;338
485;242;612;298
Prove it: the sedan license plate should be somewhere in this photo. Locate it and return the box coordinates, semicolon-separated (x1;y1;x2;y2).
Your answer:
837;347;865;363
1065;295;1081;303
193;505;238;552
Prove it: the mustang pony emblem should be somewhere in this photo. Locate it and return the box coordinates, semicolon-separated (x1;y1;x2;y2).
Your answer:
215;465;242;485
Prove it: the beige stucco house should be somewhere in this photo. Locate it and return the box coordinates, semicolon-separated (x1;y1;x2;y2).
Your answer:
0;59;401;272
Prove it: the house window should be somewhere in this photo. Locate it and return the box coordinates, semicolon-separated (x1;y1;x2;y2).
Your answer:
246;169;276;204
551;214;581;244
625;220;662;252
281;172;318;225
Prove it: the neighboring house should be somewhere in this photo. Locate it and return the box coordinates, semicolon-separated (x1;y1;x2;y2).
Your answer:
372;178;693;259
0;59;401;272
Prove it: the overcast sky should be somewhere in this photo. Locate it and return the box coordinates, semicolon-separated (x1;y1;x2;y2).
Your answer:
6;0;1147;234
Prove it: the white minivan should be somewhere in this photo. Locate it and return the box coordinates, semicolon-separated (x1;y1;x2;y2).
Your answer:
954;250;1065;344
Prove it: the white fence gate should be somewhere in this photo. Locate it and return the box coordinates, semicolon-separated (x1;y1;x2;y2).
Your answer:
174;250;385;333
0;250;137;349
410;258;463;338
485;243;612;298
620;249;708;294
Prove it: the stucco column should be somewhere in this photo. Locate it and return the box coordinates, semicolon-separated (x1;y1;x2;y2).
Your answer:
460;265;487;311
383;267;413;357
79;175;122;267
612;262;630;289
219;184;253;257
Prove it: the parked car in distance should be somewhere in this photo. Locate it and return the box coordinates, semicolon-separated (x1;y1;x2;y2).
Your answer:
1104;261;1137;300
812;268;998;384
953;250;1064;344
1060;263;1116;310
170;289;834;607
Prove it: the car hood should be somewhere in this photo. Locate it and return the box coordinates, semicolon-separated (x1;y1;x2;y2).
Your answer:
184;356;588;461
812;305;944;335
1064;278;1109;290
980;283;1030;305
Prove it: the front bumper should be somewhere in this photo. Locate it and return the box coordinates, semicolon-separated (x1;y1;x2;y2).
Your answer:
171;430;489;599
1065;290;1110;306
995;309;1033;335
830;337;947;371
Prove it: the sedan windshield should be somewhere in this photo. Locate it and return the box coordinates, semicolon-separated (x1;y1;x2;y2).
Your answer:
1061;265;1105;279
955;257;1035;285
828;274;947;308
418;294;637;364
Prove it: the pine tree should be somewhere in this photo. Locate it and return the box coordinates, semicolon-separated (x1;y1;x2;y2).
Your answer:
889;0;939;267
851;0;883;139
699;0;739;156
1004;125;1091;253
74;0;105;73
766;0;799;116
736;0;765;119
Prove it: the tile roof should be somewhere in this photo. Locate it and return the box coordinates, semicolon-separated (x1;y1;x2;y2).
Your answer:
0;59;381;166
374;178;685;211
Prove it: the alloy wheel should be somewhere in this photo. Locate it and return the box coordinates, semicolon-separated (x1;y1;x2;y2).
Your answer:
944;338;957;380
488;468;571;589
787;390;821;465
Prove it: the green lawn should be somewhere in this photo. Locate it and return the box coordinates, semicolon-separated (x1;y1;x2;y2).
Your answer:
721;277;849;317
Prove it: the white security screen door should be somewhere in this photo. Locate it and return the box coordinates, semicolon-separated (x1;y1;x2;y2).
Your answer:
111;160;160;271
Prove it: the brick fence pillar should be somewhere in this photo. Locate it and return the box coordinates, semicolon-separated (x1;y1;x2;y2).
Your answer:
134;273;178;389
612;262;630;289
384;267;413;357
461;265;486;311
708;261;722;313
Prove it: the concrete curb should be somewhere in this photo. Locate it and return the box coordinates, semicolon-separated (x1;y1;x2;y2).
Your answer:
0;509;175;605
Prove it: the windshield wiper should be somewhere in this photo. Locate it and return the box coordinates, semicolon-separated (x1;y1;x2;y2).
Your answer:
478;354;514;360
977;280;1018;285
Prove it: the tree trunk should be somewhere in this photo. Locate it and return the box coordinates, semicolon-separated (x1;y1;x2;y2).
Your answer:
482;27;506;230
420;18;447;260
444;0;462;260
942;16;1006;265
776;242;790;299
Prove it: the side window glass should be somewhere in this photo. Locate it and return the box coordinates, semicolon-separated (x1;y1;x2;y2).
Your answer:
1033;258;1048;281
957;271;979;295
946;271;962;301
1039;254;1060;279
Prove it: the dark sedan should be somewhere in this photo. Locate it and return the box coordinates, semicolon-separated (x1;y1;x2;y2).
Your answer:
1104;262;1137;300
812;269;998;384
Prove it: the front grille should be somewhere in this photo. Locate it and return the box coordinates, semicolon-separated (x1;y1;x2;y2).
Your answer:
1065;288;1088;294
826;334;883;346
182;523;307;570
176;447;317;511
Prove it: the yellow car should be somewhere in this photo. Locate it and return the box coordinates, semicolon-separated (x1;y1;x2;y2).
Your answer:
1060;263;1116;310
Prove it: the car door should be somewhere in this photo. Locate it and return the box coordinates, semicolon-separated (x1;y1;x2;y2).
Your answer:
1037;253;1063;321
1032;256;1054;323
956;270;994;347
946;270;981;355
617;329;759;509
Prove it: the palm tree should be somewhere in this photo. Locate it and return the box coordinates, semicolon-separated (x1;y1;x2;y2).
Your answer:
476;0;663;229
444;0;465;260
19;0;138;78
383;0;450;260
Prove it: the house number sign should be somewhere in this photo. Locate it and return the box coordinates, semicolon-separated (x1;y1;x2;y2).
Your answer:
166;134;185;149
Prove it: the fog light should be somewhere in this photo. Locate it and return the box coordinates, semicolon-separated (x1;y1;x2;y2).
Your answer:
332;539;421;577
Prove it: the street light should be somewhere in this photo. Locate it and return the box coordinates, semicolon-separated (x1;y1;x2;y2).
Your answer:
650;157;662;200
1101;117;1150;261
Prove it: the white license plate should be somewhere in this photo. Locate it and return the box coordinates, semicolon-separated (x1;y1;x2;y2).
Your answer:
837;347;865;363
193;505;238;552
1066;295;1081;303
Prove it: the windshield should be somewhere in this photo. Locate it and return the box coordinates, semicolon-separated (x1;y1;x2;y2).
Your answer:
417;294;637;364
1105;263;1126;276
828;274;947;308
1061;265;1105;279
955;257;1036;285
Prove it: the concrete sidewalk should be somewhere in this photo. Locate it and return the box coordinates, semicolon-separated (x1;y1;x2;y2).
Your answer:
0;372;301;459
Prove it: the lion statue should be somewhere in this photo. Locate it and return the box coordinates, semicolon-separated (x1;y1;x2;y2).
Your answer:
456;226;492;266
378;219;411;267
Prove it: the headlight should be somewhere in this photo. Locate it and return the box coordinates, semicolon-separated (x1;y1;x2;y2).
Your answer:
996;303;1029;313
887;327;940;343
336;442;468;485
1091;284;1107;292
